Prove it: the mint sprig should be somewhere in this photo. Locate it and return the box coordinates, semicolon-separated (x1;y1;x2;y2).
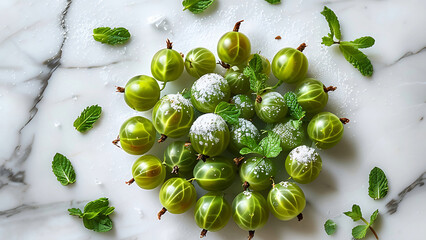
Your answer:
324;219;337;235
284;92;305;121
68;197;115;232
93;27;130;45
240;131;282;158
321;6;374;76
73;105;102;133
368;167;389;200
243;54;271;96
182;0;214;14
344;204;379;239
52;153;76;186
214;102;241;125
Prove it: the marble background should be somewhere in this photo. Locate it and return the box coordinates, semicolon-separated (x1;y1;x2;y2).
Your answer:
1;0;425;239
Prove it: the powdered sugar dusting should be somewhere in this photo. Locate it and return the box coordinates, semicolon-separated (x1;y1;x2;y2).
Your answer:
190;113;227;144
289;145;318;164
230;118;259;142
165;93;192;111
191;73;228;103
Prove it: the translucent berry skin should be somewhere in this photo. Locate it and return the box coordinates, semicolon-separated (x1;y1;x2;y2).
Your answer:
295;78;328;113
272;48;308;84
230;94;255;120
119;116;156;155
163;141;197;179
123;75;160;111
217;32;251;65
151;48;184;82
194;192;232;232
273;118;307;152
248;54;271;76
185;47;216;78
224;66;251;95
152;94;194;138
285;145;322;184
193;156;236;191
239;156;276;191
159;177;197;214
131;155;166;189
229;118;260;155
267;181;306;221
255;92;288;123
189;113;230;157
232;191;269;231
307;112;344;149
190;73;231;113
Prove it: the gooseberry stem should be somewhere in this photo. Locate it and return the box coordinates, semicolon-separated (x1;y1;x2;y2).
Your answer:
158;134;168;143
200;229;208;238
323;85;337;92
180;52;184;58
116;86;125;93
217;60;230;69
184;141;192;147
233;20;244;32
242;181;250;191
297;43;307;52
171;165;179;174
270;177;276;188
166;39;173;49
248;230;255;240
256;95;262;103
125;178;135;185
360;217;379;239
297;213;304;221
197;154;208;162
339;118;350;124
233;156;245;166
157;207;167;220
112;135;121;148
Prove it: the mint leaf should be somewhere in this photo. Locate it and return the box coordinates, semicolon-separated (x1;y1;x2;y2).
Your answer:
182;0;214;14
369;209;379;225
350;36;375;49
181;88;191;99
69;197;115;232
321;6;341;40
284;92;305;120
265;0;281;4
368;167;388;200
352;225;369;239
68;208;83;217
214;102;241;125
344;204;362;221
339;42;373;76
52;153;76;186
322;34;335;46
84;198;110;213
93;27;130;45
324;219;337;235
83;215;113;232
73;105;102;133
259;131;282;158
244;54;269;95
239;136;263;156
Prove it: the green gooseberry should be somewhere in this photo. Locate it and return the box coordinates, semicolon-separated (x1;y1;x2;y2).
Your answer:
130;155;166;189
190;73;231;113
255;91;288;123
267;181;306;221
189;113;230;158
122;75;160;111
185;47;216;78
194;192;232;237
152;93;194;142
158;177;197;218
119;116;156;155
163;141;197;179
232;191;269;236
295;78;334;113
229;118;260;155
307;112;344;149
217;20;251;65
151;39;184;83
224;65;251;95
230;94;255;120
248;54;271;76
239;156;276;191
272;118;307;152
271;43;308;85
193;156;236;191
285;145;322;184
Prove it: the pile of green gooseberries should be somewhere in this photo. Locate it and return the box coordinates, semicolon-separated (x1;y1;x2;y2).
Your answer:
114;20;348;239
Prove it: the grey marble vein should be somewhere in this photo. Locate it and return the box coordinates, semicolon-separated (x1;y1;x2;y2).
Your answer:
0;200;86;219
385;46;426;67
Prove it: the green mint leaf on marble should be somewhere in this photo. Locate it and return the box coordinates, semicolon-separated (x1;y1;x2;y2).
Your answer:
352;225;369;239
322;34;335;46
73;105;102;133
321;6;341;41
68;198;115;232
369;209;379;225
214;102;241;125
52;153;76;186
324;219;337;235
344;204;362;221
350;36;375;49
265;0;281;4
284;91;305;121
368;167;389;200
93;27;130;45
244;54;269;95
182;0;214;14
259;131;282;158
339;42;373;76
344;205;380;239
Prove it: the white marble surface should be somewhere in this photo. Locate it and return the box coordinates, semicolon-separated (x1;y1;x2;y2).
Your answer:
1;0;425;239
